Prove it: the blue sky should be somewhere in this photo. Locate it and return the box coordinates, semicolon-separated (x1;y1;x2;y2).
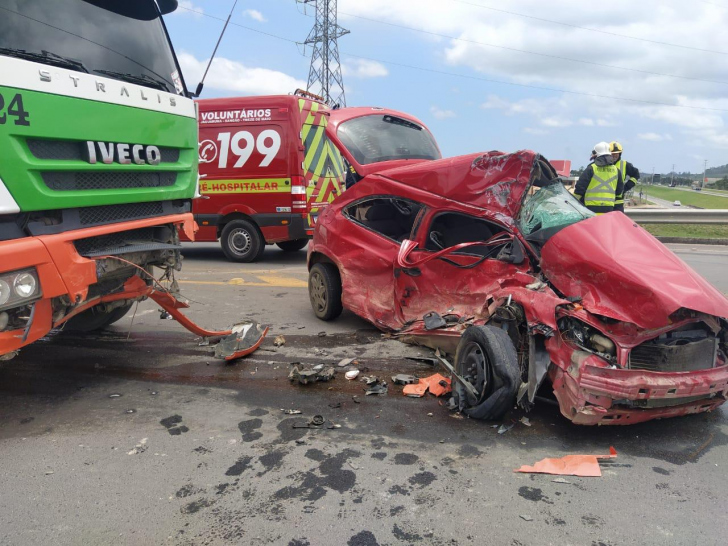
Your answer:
166;0;728;175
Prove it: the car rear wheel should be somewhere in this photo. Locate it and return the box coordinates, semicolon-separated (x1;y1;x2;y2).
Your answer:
309;263;343;321
220;220;263;263
64;303;134;333
276;239;309;252
452;325;520;420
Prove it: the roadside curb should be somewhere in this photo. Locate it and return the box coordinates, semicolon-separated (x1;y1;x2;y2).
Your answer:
656;237;728;245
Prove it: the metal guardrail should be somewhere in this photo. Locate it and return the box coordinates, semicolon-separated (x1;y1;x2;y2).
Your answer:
624;209;728;224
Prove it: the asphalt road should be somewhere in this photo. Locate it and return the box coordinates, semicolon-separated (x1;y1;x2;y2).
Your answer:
670;186;728;200
1;242;727;546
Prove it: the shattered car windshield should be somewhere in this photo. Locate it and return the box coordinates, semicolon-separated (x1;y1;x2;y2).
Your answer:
518;181;594;240
337;114;441;165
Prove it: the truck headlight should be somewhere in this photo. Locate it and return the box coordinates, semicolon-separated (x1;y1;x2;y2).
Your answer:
0;280;10;306
0;268;41;311
14;273;37;298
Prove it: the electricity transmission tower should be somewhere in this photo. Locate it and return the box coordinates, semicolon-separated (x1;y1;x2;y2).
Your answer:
298;0;349;107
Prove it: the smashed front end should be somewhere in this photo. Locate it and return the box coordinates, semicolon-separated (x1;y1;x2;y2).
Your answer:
539;212;728;425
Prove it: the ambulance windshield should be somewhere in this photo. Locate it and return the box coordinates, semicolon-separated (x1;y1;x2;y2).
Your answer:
337;114;441;166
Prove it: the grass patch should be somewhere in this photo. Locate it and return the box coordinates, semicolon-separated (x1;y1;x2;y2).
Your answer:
643;223;728;239
635;184;728;209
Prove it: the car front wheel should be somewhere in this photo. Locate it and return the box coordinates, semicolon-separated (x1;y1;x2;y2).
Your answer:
452;325;520;420
308;263;343;321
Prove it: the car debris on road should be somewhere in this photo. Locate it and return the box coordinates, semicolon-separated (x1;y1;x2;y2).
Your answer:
515;447;618;477
288;363;336;385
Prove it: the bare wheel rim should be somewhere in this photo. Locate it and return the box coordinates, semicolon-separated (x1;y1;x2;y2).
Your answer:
459;341;492;404
310;271;327;313
229;228;252;255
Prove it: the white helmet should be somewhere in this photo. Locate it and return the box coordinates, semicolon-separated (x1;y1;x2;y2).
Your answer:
593;141;611;158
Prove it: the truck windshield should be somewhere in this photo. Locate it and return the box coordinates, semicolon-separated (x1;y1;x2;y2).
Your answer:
0;0;184;95
337;114;441;165
518;181;594;242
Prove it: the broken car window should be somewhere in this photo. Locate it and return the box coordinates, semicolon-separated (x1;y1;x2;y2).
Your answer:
518;182;594;243
344;197;424;242
337;115;441;165
425;212;510;258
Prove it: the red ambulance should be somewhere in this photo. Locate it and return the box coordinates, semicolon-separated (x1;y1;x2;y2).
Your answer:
185;92;346;262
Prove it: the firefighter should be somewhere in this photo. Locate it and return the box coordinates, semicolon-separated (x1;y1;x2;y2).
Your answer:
610;141;640;212
574;141;624;215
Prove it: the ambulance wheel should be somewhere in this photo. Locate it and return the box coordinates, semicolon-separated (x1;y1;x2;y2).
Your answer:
309;263;342;321
277;239;308;252
220;220;263;263
64;303;134;332
452;325;520;420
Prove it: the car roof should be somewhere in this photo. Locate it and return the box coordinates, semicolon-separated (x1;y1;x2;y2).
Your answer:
369;149;555;218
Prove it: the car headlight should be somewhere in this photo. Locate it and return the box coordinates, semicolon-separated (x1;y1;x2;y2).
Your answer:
0;268;41;311
558;316;616;363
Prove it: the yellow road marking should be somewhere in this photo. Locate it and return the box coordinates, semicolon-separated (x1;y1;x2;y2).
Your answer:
179;274;307;289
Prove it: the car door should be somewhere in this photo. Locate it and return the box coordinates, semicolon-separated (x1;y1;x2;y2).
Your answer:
335;195;425;329
393;210;526;326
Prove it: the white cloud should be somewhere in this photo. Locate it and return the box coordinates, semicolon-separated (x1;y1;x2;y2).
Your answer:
178;52;305;95
638;132;672;142
541;116;572;128
339;0;728;149
342;59;389;78
242;9;266;22
430;106;456;119
176;1;203;17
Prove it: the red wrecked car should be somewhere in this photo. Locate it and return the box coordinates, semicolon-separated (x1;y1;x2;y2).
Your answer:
307;150;728;425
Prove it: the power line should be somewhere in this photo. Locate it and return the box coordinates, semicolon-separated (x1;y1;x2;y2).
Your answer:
450;0;728;55
172;5;728;112
339;52;728;113
340;11;728;86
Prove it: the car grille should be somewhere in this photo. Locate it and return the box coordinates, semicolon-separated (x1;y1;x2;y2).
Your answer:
42;171;177;191
629;337;717;372
27;139;180;162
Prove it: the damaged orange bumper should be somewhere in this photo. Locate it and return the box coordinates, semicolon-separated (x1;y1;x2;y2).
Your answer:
0;213;197;357
551;356;728;425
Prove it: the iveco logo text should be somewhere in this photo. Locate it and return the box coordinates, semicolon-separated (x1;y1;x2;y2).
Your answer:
38;70;176;107
85;141;161;165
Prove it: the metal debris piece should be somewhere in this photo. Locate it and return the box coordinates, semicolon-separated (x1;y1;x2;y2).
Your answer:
337;357;356;368
311;415;325;426
365;383;388;396
198;338;210;346
214;321;269;361
328;402;342;409
273;335;286;347
392;374;418;385
360;375;379;385
423;311;447;330
150;391;158;396
282;409;302;415
109;393;122;398
352;396;361;404
427;412;433;416
552;478;571;484
125;409;136;414
519;515;533;522
288;364;335;385
312;364;324;372
497;423;515;434
520;417;532;427
160;310;173;320
317;331;327;337
345;369;360;380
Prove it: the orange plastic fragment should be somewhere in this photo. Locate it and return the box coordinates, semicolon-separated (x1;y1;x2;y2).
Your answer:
403;382;428;397
425;373;452;397
401;374;452;398
514;447;617;477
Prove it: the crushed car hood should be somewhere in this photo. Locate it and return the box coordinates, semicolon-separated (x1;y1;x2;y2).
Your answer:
378;150;553;219
541;212;728;329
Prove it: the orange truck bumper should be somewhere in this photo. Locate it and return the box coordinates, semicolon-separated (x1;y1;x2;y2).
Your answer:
0;213;198;356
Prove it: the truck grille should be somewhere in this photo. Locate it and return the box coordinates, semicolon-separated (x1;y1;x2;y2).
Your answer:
629;337;717;372
79;202;164;225
42;171;177;191
74;227;180;257
27;139;180;162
